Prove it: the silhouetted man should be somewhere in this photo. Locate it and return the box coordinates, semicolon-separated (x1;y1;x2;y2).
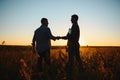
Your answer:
32;18;59;76
61;14;84;79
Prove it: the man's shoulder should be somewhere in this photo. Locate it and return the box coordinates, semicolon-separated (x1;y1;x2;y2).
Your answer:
35;27;40;32
35;26;50;33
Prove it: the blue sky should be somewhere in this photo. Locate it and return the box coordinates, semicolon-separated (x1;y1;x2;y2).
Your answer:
0;0;120;46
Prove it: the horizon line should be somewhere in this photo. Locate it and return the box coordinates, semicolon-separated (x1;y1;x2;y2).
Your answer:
0;45;120;47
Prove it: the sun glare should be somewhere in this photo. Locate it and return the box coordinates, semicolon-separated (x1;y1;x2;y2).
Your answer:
80;38;86;46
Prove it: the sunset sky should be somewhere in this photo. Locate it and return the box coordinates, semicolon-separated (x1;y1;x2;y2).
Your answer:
0;0;120;46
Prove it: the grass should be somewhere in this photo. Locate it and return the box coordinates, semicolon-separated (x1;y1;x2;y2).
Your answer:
0;45;120;80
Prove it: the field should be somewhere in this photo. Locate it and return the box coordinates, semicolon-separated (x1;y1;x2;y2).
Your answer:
0;45;120;80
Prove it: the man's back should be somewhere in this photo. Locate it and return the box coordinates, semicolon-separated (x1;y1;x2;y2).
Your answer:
33;25;51;53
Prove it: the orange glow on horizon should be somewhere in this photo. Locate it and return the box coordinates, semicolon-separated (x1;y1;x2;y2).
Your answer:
51;38;86;46
80;38;86;46
2;37;87;46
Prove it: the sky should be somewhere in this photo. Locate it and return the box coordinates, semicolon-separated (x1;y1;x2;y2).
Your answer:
0;0;120;46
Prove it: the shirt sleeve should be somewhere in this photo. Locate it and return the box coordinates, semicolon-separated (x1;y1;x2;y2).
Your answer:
62;25;77;40
61;29;70;39
32;31;36;46
47;28;56;40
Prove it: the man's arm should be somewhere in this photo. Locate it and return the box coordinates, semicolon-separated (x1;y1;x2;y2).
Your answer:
32;32;36;53
61;28;71;40
61;33;69;40
32;32;36;46
48;28;60;40
62;26;77;40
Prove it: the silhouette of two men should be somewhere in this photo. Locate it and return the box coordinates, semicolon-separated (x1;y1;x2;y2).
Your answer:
32;14;84;79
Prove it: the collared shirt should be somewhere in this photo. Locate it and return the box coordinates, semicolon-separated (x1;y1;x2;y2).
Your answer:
32;25;55;53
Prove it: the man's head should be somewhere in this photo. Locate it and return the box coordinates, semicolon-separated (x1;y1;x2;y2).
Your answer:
41;18;48;26
71;14;78;23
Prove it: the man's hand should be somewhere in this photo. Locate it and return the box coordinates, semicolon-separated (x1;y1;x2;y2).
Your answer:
56;36;61;40
32;43;36;54
53;36;62;41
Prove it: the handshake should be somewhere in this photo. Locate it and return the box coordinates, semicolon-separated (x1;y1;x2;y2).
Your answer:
55;36;66;40
56;36;62;40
